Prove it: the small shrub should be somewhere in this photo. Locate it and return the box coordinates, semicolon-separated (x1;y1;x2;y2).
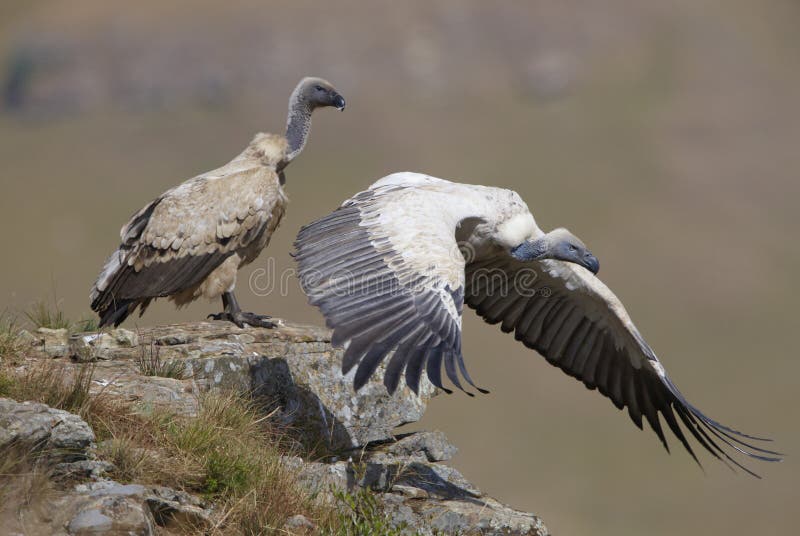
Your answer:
203;448;254;495
135;342;187;380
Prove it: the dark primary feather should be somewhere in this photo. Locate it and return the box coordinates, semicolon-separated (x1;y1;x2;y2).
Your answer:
464;257;781;475
91;199;233;327
295;196;479;396
93;249;231;327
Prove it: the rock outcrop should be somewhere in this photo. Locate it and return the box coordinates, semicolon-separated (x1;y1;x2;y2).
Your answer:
0;398;210;536
0;398;94;462
8;320;549;535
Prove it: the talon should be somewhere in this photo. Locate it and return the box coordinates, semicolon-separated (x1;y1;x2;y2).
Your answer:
208;308;276;329
237;312;277;329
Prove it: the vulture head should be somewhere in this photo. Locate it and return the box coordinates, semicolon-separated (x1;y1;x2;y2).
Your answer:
510;227;600;274
296;77;346;111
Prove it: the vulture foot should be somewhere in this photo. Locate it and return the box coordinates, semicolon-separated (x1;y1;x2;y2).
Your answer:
207;311;277;329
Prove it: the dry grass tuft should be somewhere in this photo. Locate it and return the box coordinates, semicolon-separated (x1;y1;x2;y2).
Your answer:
25;299;71;331
73;316;99;333
0;312;26;364
0;444;58;533
3;360;95;415
23;294;98;334
135;342;187;380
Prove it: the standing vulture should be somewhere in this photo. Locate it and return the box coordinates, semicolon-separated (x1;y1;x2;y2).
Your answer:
91;77;345;328
295;172;780;474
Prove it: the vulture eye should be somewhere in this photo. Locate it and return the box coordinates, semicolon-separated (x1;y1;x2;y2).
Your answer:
568;244;578;252
314;85;325;92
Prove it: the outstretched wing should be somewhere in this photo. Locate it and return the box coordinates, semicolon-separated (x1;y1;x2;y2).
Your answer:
464;255;781;474
295;182;485;395
91;163;283;326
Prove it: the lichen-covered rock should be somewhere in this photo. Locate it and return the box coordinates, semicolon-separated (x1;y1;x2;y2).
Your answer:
0;398;94;462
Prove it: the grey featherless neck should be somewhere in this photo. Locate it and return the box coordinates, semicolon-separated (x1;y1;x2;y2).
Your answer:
284;86;313;164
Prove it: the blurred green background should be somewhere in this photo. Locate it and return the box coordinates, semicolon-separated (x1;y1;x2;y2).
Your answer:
0;1;797;534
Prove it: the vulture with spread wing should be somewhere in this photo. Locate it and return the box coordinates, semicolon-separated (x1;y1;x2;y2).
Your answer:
295;172;780;474
91;77;345;328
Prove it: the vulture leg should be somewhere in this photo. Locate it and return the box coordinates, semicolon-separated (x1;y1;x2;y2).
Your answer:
208;291;276;328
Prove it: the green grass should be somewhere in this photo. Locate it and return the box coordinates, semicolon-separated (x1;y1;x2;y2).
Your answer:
94;390;336;534
325;488;408;536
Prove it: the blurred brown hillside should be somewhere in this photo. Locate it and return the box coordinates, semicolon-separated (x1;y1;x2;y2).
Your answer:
0;1;798;535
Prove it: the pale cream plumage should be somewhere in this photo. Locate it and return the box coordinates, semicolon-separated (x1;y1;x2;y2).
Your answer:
91;134;287;326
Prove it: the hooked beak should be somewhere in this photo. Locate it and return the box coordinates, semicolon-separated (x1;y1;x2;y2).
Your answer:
332;93;346;111
582;253;600;275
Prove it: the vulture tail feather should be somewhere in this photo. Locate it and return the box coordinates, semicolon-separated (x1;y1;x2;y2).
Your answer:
98;298;136;328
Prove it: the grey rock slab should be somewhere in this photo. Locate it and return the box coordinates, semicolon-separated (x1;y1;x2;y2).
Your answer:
144;485;212;529
54;459;114;480
66;494;156;536
70;329;139;362
384;430;458;462
96;374;198;417
0;398;94;461
31;327;70;358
